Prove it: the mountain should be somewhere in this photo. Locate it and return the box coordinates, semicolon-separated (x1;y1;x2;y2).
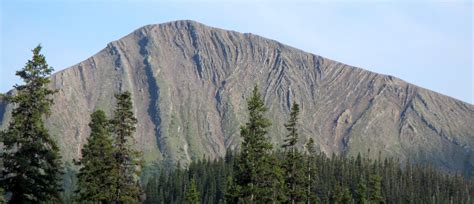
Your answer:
1;20;472;174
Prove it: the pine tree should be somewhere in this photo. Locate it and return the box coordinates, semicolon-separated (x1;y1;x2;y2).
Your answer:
75;110;117;202
0;45;63;203
185;178;201;204
111;91;143;203
231;85;282;203
282;103;306;204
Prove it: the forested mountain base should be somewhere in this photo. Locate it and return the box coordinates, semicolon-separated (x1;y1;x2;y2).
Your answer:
2;46;472;203
144;151;473;204
144;87;473;204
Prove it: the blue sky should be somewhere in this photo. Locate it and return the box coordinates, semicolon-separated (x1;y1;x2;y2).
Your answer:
1;0;472;103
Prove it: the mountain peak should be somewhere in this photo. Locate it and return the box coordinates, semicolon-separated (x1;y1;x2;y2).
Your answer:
1;21;472;176
133;20;220;37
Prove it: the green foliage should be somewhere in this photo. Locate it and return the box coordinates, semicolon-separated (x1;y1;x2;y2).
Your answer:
0;45;63;203
75;110;117;202
304;138;319;204
144;151;474;204
282;103;306;203
341;186;353;204
331;183;354;204
185;178;201;204
231;85;285;203
355;179;368;204
143;86;474;204
111;92;143;203
0;187;5;204
1;65;470;204
144;174;160;203
282;103;300;149
368;174;383;204
60;162;78;204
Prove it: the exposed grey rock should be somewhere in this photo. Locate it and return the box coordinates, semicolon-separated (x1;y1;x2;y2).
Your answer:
1;20;472;175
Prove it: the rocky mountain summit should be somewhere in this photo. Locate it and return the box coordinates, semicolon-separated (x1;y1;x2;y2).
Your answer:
1;20;472;175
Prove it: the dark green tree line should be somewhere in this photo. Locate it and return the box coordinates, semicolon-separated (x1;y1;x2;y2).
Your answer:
144;150;473;204
144;86;473;204
185;178;200;204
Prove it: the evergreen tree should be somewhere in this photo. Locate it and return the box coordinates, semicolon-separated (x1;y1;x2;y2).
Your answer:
305;138;317;204
282;103;300;149
224;174;238;203
305;138;316;155
0;45;63;203
341;186;353;204
141;147;473;204
185;178;201;204
61;162;78;204
282;103;306;203
231;85;283;203
144;175;159;203
355;179;367;204
0;187;5;204
331;183;344;204
75;110;117;202
368;175;383;204
331;183;353;204
111;92;143;203
137;87;474;204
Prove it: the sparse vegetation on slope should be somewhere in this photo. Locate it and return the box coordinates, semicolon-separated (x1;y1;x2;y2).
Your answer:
1;21;471;175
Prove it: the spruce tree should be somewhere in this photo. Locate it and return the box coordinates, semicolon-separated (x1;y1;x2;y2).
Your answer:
282;103;306;203
0;45;63;203
305;138;317;204
140;144;474;204
75;110;117;202
368;174;383;204
355;179;368;204
341;186;353;204
331;183;344;204
111;91;143;203
231;85;283;203
185;178;201;204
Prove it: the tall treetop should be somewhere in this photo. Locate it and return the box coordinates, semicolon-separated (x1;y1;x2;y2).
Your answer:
282;102;300;149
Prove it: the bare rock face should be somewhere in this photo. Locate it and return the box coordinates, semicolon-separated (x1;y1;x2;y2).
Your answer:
1;20;473;175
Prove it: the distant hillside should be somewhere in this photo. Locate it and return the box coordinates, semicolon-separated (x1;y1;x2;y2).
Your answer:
1;20;472;175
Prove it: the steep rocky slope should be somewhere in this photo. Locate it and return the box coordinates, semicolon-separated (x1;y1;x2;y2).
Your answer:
1;20;472;174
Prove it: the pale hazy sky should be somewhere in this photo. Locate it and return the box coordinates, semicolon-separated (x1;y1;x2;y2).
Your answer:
1;0;472;103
